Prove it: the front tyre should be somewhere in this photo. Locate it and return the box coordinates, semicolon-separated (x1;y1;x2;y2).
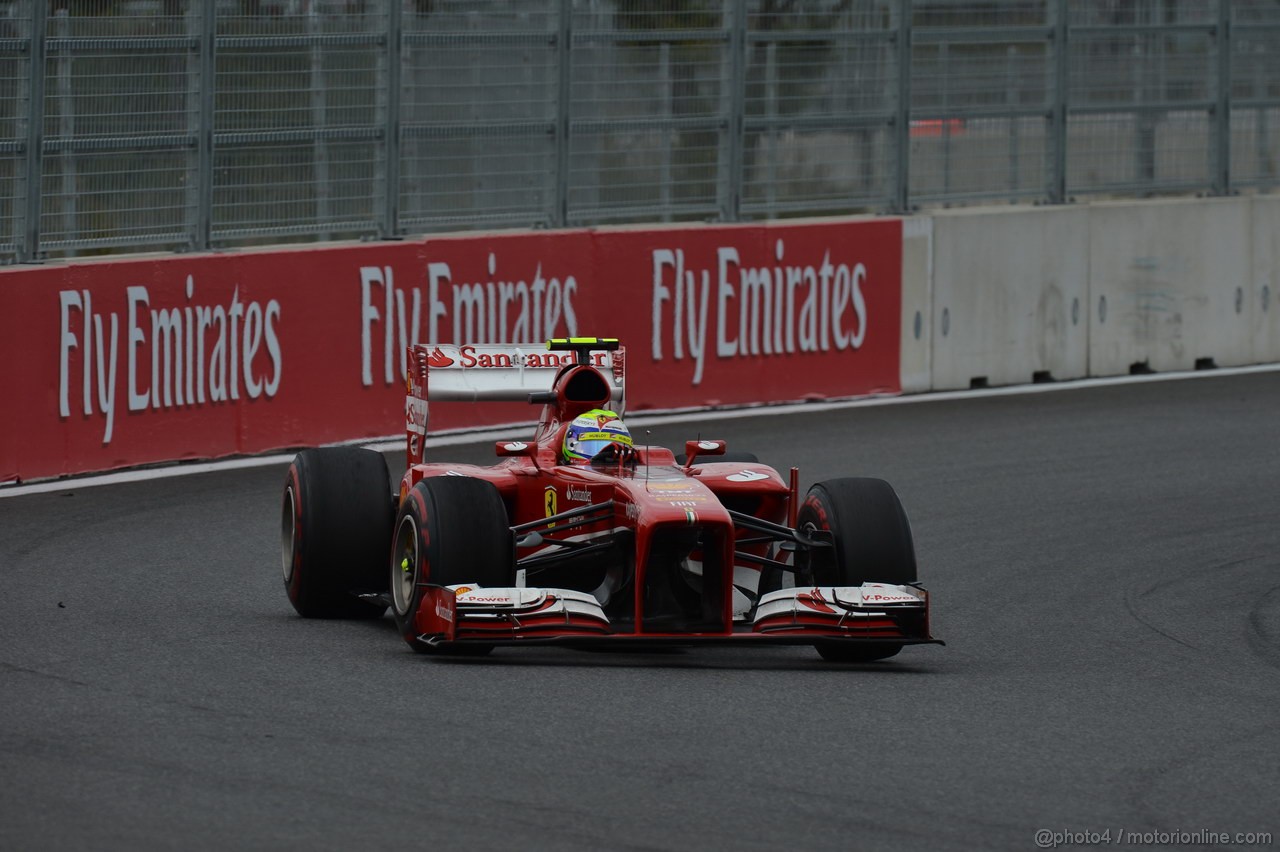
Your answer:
390;477;514;654
798;477;917;663
282;448;392;619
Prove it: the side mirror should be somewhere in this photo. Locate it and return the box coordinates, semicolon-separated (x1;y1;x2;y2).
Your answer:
495;440;536;458
684;439;726;467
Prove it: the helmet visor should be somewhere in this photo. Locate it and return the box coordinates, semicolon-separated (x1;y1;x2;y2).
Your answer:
566;430;632;461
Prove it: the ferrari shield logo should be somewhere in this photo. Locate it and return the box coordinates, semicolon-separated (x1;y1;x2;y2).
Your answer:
544;486;557;527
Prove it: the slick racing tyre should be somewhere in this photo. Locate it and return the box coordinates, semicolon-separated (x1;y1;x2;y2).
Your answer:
797;477;917;663
282;447;393;619
390;477;514;654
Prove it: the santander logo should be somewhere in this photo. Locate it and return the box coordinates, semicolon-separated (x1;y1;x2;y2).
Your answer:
427;347;455;368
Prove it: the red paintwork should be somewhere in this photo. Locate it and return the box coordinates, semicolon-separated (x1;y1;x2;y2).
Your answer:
396;341;935;650
414;586;457;640
400;344;790;639
753;617;906;635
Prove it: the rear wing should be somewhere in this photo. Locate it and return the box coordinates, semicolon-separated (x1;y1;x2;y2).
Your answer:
405;339;626;466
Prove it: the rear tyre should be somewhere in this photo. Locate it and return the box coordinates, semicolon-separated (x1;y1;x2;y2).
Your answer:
282;448;392;619
797;477;917;663
390;477;514;654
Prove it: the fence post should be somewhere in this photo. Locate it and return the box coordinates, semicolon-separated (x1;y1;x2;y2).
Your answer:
55;9;75;255
1134;0;1156;186
194;0;215;251
764;41;777;214
21;0;48;262
380;0;403;239
1214;0;1231;195
723;0;746;221
1049;0;1068;203
553;0;571;227
892;0;911;213
1006;45;1019;194
309;2;331;240
1256;42;1272;186
659;41;673;221
467;10;482;215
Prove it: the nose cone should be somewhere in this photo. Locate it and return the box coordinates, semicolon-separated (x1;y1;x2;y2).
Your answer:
617;472;733;528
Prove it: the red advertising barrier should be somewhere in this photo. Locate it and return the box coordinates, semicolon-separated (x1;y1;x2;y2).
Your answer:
0;219;902;482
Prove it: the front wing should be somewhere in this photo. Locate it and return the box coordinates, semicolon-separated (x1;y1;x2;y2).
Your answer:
412;584;941;649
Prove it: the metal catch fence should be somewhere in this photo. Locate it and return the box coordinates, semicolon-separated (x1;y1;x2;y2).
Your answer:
1;0;1278;263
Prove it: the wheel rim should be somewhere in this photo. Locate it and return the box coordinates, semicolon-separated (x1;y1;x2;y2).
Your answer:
391;514;419;616
281;485;297;584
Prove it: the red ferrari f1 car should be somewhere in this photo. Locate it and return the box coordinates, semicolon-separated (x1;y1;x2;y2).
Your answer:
281;338;940;662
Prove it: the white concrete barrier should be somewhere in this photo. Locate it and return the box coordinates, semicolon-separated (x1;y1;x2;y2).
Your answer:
928;204;1090;390
1087;197;1253;375
900;216;934;393
1251;195;1280;364
914;195;1278;394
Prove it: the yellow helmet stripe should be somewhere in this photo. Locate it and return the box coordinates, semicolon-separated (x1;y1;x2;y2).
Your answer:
573;431;632;445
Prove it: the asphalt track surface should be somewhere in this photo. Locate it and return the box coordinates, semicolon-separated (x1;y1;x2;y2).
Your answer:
3;372;1279;852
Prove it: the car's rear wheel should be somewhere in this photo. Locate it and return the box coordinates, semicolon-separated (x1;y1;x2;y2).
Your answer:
390;477;514;654
797;477;917;663
282;447;392;619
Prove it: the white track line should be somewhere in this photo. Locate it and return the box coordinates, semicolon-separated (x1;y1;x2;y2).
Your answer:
4;362;1278;499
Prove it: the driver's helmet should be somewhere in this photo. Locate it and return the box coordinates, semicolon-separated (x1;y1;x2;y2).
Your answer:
562;409;632;463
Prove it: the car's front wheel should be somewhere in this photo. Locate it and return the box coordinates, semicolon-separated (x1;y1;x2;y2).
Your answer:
390;476;514;654
797;477;917;663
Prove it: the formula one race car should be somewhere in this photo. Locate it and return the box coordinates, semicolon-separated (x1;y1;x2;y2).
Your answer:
280;338;940;662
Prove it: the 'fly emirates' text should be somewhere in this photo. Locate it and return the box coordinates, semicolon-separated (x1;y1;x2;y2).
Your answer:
58;277;282;444
361;239;870;387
